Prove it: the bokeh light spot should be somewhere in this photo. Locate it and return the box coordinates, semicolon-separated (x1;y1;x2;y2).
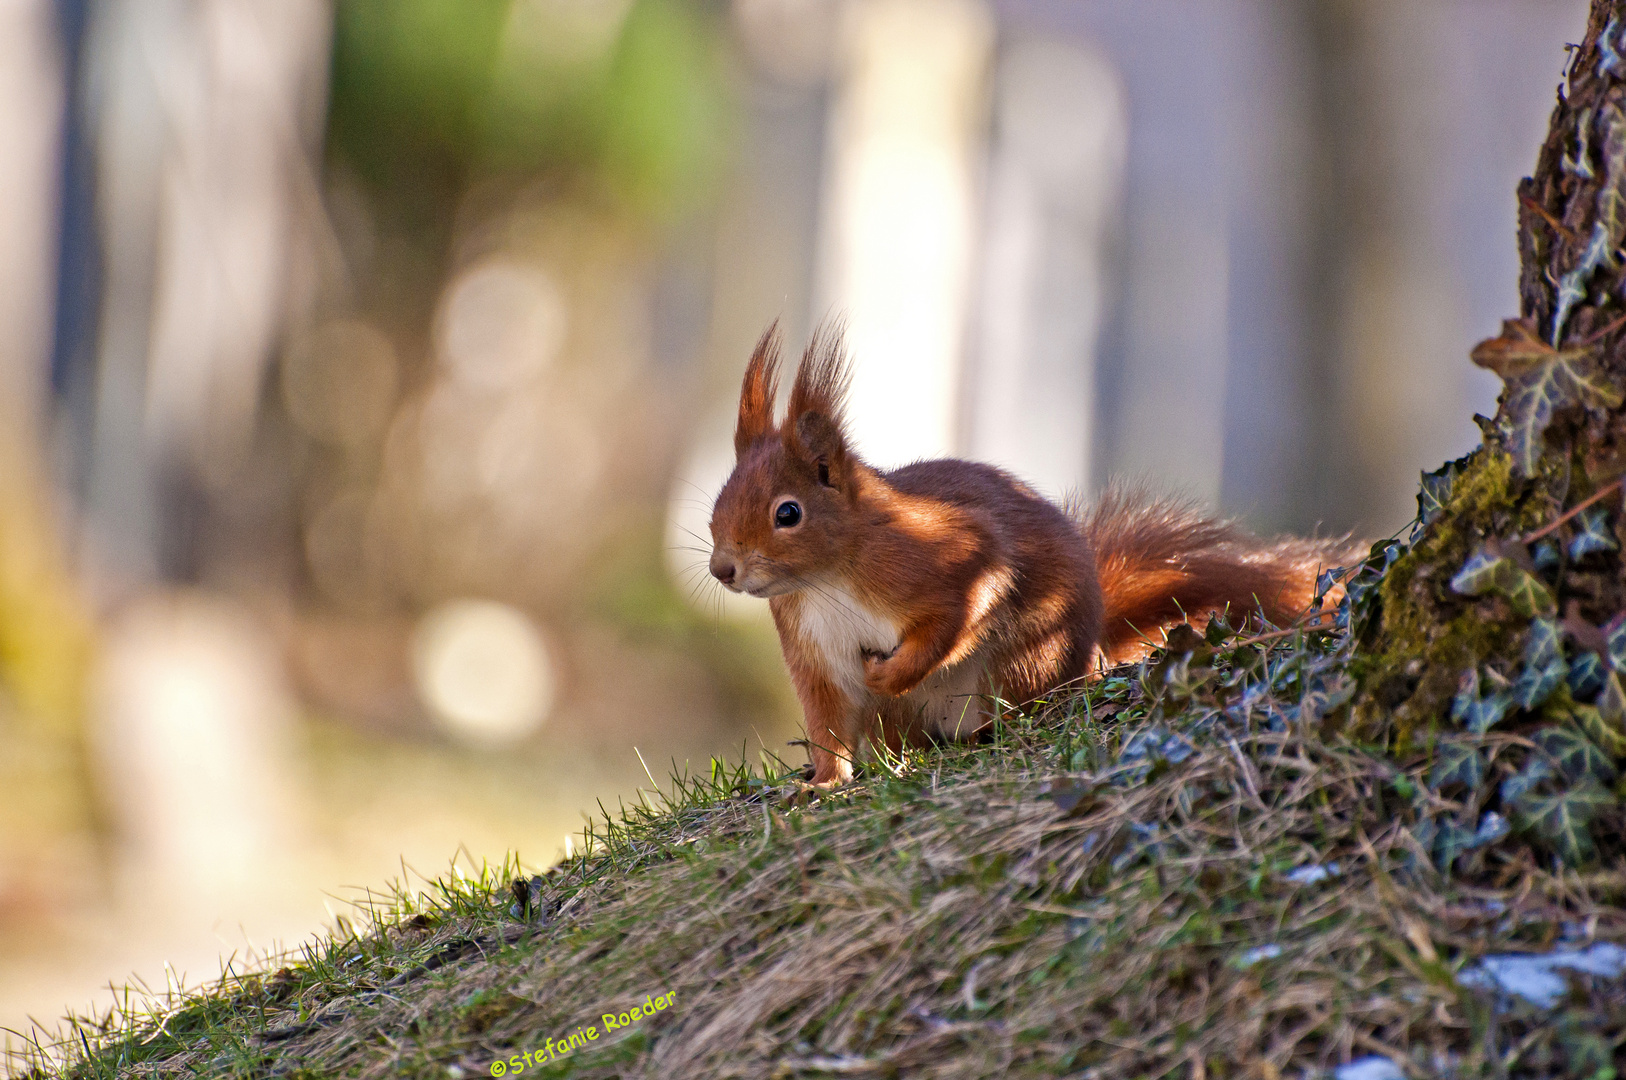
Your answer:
411;599;555;744
434;259;567;390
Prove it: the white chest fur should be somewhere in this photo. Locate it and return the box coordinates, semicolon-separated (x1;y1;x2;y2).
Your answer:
796;580;901;696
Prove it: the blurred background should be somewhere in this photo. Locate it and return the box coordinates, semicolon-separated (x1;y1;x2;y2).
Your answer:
0;0;1587;1055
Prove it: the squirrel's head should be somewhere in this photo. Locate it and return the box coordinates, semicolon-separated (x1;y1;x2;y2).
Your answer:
708;324;863;596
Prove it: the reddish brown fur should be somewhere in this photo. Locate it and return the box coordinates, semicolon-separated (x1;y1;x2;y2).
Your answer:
734;324;782;456
1082;487;1367;665
710;326;1366;786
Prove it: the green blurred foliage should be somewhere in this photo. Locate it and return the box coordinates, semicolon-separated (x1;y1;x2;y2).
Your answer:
328;0;732;223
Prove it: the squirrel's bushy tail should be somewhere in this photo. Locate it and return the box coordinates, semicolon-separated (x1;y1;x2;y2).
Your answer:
1078;485;1368;666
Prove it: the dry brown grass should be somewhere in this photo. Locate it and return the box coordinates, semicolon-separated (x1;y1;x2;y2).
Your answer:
11;625;1626;1078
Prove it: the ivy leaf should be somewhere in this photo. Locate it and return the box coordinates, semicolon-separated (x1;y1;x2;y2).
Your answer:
1462;697;1514;734
1408;815;1439;869
1532;539;1562;572
1424;810;1508;871
1203;614;1234;647
1449;549;1509;595
1601;670;1626;722
1451;668;1514;734
1470;318;1565;374
1448;548;1557;618
1348;541;1402;641
1512;618;1568;709
1500;757;1555;804
1534;723;1618;784
1525;618;1564;666
1606;612;1626;669
1417;462;1457;525
1428;741;1487;791
1433;819;1482;871
1501;567;1560;620
1512;781;1614;865
1470;321;1624;476
1568;651;1607;698
1473;810;1511;846
1314;567;1340;599
1568;503;1620;559
1303;678;1355;720
1429;812;1512;872
1574;702;1626;758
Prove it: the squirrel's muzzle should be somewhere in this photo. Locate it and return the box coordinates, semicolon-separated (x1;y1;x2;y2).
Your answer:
709;551;740;589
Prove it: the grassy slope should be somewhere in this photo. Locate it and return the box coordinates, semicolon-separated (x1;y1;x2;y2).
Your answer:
9;625;1626;1079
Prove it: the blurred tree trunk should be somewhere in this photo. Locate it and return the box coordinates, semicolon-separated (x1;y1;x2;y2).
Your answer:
0;0;98;905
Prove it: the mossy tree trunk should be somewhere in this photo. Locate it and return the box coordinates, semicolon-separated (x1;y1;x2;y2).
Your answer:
1352;0;1626;865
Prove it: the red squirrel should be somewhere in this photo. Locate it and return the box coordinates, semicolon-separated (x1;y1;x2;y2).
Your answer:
707;326;1365;787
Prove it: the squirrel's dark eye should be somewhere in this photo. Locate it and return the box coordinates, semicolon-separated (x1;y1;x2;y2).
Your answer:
774;500;802;528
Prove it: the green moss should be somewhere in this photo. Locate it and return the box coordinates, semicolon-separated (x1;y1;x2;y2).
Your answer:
1352;450;1550;746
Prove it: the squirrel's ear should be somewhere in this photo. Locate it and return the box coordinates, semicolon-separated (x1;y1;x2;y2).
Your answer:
783;321;853;481
794;410;848;490
734;324;782;456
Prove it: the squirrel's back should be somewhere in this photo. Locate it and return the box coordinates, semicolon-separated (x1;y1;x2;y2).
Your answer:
879;467;1364;671
880;456;1104;701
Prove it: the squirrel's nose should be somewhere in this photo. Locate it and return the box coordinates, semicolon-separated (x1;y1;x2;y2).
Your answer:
709;552;738;586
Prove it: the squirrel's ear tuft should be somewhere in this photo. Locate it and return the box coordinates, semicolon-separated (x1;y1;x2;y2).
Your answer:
786;324;853;488
784;321;852;447
785;322;854;489
734;323;782;456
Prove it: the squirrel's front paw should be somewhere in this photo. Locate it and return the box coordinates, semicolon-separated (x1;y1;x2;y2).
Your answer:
862;648;902;695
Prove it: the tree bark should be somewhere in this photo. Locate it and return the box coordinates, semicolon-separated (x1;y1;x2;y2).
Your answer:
1353;0;1626;865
